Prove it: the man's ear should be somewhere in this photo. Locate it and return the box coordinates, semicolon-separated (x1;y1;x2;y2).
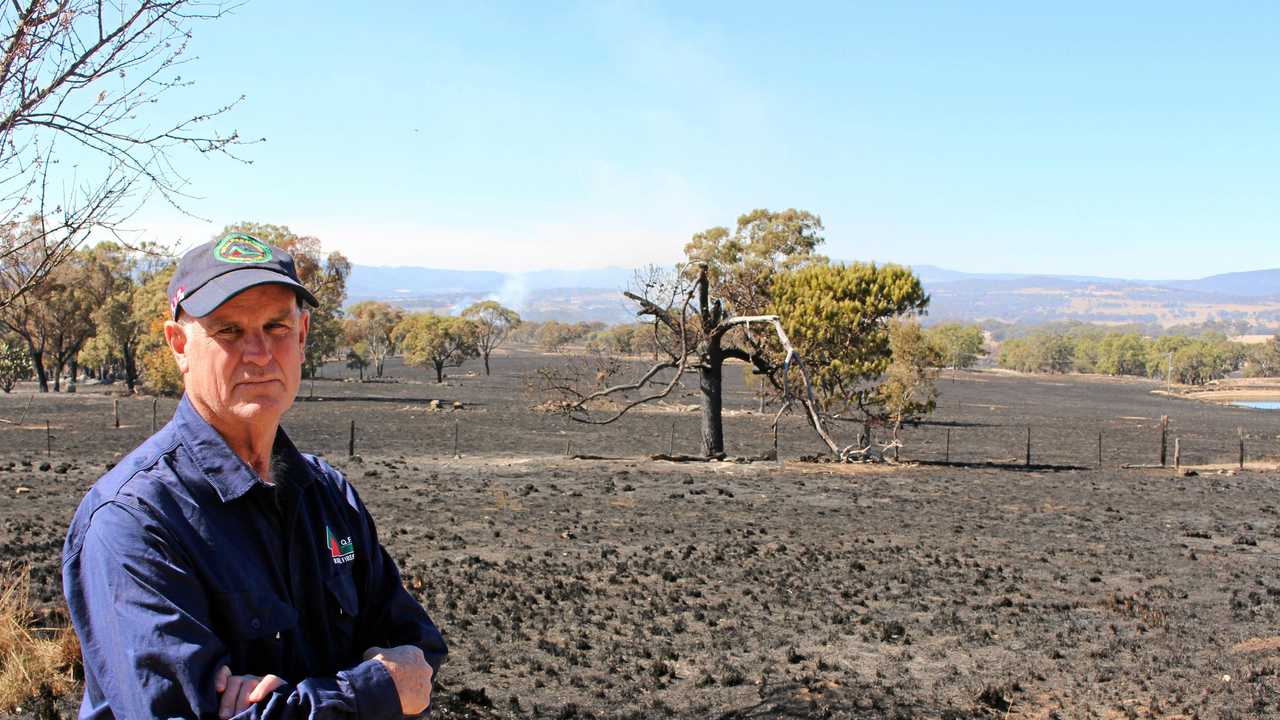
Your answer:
163;320;190;375
298;309;310;354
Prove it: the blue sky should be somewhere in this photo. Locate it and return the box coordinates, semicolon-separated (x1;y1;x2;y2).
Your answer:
135;2;1280;278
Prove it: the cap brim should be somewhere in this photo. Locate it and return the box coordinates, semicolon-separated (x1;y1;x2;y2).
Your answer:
177;268;319;319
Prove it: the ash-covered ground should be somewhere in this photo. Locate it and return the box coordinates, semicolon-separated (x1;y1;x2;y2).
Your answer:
3;348;1280;718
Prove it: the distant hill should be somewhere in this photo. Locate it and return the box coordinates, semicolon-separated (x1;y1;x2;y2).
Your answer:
1160;268;1280;298
908;264;1122;286
346;262;1280;329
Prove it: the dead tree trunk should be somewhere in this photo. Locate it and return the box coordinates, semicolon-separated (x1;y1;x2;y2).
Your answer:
699;344;725;458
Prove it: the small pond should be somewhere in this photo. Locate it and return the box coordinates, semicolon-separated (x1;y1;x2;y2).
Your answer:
1232;401;1280;410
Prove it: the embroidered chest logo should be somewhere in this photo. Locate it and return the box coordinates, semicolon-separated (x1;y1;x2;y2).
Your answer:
326;526;355;565
213;233;272;264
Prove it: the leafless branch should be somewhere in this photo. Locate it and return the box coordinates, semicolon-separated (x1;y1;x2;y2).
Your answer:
536;282;696;425
0;0;252;311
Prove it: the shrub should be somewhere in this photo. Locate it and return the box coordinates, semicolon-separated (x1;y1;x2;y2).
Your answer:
0;565;80;712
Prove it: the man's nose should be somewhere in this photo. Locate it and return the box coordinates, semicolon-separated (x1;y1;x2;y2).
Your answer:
241;330;271;365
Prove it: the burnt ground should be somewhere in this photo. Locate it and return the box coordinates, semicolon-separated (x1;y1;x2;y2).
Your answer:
3;347;1280;718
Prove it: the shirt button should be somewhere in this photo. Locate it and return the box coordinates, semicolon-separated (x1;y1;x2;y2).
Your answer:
250;618;261;631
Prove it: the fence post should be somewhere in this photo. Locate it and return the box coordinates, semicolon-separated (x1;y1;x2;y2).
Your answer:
945;428;951;463
1239;427;1245;470
45;420;50;456
113;399;119;429
1174;437;1181;470
348;420;356;457
670;420;676;457
1098;431;1103;468
1160;415;1169;467
1025;426;1031;467
152;397;158;432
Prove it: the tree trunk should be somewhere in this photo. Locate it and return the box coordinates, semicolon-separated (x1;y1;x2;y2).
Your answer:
52;361;61;392
434;362;444;384
699;344;725;459
124;347;138;392
483;351;491;376
67;359;78;393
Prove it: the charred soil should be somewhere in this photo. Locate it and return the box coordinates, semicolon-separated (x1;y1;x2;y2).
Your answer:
3;349;1280;718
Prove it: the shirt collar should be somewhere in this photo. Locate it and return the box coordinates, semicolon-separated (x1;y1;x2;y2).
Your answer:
173;394;314;503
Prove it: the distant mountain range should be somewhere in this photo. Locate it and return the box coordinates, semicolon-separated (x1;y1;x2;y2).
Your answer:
910;265;1280;299
347;263;1280;329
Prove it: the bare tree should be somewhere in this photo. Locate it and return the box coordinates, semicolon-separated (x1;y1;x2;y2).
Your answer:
0;0;250;311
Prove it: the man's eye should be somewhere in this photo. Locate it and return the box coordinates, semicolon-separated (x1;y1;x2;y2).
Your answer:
217;327;240;337
268;323;290;332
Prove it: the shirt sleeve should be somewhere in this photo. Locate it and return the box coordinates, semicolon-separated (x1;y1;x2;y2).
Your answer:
63;500;407;720
334;467;449;681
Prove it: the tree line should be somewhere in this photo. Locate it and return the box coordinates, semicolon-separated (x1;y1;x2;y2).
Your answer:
0;222;351;394
995;326;1280;384
0;221;530;394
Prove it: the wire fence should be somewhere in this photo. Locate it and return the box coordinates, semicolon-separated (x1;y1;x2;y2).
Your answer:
895;418;1280;470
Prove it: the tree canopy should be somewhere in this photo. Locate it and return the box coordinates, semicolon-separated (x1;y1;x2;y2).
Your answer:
462;300;521;375
926;323;986;372
395;314;479;383
877;320;942;450
343;301;405;379
769;261;930;416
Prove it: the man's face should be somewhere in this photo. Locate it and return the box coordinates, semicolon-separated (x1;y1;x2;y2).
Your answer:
165;284;310;430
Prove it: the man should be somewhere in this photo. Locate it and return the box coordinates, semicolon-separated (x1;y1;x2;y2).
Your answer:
63;233;446;718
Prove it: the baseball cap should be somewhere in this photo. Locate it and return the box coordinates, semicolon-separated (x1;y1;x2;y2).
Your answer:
167;232;319;320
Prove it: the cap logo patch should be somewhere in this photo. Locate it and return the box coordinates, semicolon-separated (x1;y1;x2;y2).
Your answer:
213;233;272;264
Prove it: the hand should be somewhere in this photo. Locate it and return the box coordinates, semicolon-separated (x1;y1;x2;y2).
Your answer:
216;665;287;719
362;645;434;715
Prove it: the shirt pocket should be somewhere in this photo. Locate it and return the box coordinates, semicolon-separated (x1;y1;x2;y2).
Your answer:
211;592;298;674
213;591;299;640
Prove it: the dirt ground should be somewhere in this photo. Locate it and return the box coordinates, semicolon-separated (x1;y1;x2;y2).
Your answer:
3;348;1280;718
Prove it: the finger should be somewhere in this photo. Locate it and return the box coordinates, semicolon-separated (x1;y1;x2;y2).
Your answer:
218;676;242;719
215;665;231;694
247;674;286;703
235;677;258;715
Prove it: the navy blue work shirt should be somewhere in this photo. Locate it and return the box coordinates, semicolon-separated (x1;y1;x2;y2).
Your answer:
62;395;447;718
